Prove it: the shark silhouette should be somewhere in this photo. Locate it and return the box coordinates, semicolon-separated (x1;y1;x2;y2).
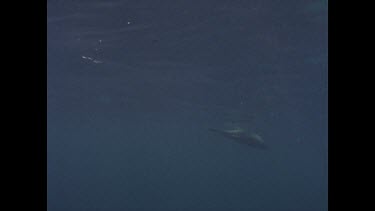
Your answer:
209;127;268;150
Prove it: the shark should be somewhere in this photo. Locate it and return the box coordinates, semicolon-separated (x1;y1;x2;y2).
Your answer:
208;127;268;150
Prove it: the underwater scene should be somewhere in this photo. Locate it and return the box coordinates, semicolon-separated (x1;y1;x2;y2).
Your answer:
48;0;328;210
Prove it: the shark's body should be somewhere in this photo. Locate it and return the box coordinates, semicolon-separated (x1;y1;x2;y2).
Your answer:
209;128;268;150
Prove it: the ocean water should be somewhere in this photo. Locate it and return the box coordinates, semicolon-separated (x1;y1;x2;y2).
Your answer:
47;0;328;210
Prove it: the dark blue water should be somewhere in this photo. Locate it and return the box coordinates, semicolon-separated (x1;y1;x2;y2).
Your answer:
47;0;328;210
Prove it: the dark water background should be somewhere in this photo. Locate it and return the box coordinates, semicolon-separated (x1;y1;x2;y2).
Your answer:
47;0;328;210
